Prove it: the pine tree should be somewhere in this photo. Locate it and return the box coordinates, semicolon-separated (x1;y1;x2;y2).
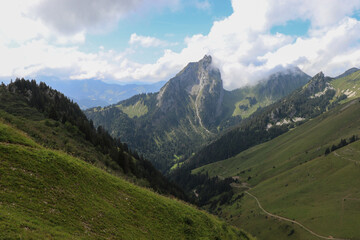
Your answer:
325;147;330;155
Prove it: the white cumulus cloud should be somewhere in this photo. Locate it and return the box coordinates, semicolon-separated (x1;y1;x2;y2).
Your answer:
1;0;360;89
129;33;170;48
117;0;360;89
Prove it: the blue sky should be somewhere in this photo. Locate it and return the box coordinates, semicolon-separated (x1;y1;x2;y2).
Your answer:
80;0;233;63
1;0;360;89
270;19;311;37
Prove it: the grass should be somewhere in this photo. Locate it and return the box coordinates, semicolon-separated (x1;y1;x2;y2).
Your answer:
116;100;148;118
194;99;360;186
0;109;117;176
221;192;319;240
330;69;360;102
0;120;39;148
170;162;185;171
193;99;360;239
0;120;252;239
222;88;273;119
247;143;360;239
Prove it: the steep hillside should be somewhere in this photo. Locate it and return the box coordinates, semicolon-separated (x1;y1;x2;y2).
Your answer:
184;71;337;170
222;67;310;120
193;98;360;239
0;120;252;239
331;69;360;102
85;56;310;172
0;79;185;199
189;69;360;171
85;56;221;171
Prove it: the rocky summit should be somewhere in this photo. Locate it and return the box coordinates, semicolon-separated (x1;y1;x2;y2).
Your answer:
157;55;223;129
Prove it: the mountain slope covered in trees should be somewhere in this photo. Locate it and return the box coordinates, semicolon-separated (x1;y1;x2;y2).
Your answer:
85;56;310;172
0;79;185;198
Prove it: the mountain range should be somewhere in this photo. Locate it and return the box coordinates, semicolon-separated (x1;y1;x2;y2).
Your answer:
85;55;311;172
29;77;166;109
85;56;360;239
2;54;360;239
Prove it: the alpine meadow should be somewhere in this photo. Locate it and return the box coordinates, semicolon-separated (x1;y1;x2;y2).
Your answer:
2;0;360;239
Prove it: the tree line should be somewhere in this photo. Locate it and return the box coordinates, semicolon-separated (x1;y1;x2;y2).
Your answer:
324;135;359;155
4;78;187;200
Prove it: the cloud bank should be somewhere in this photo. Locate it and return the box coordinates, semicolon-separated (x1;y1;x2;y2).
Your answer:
1;0;360;90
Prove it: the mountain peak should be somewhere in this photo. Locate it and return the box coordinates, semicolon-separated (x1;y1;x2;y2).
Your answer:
303;71;331;96
199;55;212;66
157;56;224;127
157;55;221;101
289;66;306;75
314;71;324;78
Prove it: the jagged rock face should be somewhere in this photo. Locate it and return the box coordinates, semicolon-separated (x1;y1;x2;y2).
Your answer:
157;55;223;128
304;72;331;96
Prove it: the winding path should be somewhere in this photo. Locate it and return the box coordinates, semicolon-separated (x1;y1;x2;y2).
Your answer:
245;191;348;240
333;151;360;164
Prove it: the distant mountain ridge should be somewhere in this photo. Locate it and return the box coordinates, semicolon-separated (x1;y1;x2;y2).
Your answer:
335;67;359;79
36;77;165;109
85;55;311;172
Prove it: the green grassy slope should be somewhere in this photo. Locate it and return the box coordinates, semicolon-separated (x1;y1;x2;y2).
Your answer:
246;142;360;239
222;67;310;120
0;79;187;199
193;99;360;185
331;69;360;102
0;120;252;239
221;192;320;240
221;140;360;239
222;88;272;120
193;99;360;239
116;100;149;118
0;108;113;174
